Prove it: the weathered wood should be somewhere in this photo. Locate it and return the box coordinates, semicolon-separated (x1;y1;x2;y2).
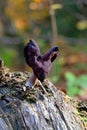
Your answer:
0;65;85;130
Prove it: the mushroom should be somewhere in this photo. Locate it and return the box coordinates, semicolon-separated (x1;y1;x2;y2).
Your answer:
24;39;59;89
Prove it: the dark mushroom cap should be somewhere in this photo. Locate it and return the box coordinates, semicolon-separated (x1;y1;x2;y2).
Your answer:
24;39;59;82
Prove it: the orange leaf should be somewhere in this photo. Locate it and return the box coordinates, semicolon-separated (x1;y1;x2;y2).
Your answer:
34;0;41;3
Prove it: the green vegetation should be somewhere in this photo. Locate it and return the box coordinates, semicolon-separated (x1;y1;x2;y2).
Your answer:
65;72;87;96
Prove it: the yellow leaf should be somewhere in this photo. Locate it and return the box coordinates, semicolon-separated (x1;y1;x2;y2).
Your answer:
76;20;87;30
51;4;63;10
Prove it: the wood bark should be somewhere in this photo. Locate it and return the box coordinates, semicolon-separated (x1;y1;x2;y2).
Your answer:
0;65;85;130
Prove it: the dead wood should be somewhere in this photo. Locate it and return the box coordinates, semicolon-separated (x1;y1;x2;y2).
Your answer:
0;61;85;130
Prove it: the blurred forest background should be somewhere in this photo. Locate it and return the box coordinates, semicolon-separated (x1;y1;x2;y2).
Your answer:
0;0;87;99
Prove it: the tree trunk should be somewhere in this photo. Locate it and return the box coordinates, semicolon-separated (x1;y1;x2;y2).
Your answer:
0;0;16;35
0;62;85;130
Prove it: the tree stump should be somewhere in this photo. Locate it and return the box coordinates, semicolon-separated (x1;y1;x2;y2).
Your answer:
0;61;85;130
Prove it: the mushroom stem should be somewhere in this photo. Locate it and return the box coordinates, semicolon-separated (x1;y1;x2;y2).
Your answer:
25;72;37;88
